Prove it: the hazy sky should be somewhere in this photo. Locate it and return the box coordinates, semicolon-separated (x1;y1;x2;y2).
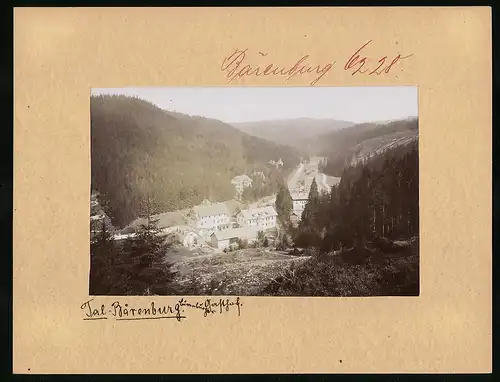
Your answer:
91;87;418;124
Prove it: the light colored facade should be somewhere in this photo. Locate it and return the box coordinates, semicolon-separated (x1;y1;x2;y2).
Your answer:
290;191;309;218
269;158;284;168
210;227;259;250
236;205;278;230
182;231;203;248
161;225;205;248
191;203;231;238
231;175;253;195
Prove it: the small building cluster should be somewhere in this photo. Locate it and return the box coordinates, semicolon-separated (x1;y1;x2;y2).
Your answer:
117;197;278;252
268;158;284;168
101;158;339;254
231;174;253;199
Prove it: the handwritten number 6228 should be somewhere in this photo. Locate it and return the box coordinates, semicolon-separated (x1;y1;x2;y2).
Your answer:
344;40;413;76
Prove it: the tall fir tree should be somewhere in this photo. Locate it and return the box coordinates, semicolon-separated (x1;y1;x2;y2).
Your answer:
118;195;178;295
275;184;293;225
295;178;321;248
89;220;119;295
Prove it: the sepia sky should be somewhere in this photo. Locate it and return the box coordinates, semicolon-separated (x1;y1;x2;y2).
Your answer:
91;86;418;124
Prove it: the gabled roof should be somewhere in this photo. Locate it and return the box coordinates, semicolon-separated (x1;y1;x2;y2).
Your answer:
193;202;230;218
237;205;278;220
290;190;309;200
224;199;246;215
122;210;188;233
211;227;259;241
231;174;252;183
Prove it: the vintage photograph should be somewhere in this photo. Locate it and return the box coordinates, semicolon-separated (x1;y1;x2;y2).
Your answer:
90;87;419;297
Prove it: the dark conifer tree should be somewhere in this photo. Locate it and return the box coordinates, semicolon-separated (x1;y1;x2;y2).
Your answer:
275;183;293;225
89;220;118;295
292;140;419;252
117;195;178;295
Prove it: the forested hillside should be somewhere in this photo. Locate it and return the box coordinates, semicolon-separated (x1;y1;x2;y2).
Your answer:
295;139;419;250
314;118;418;176
91;95;301;228
263;139;419;296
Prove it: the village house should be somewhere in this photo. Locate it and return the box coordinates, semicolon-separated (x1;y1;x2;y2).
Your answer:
210;227;259;250
122;210;189;235
290;190;309;218
118;209;206;248
236;205;278;230
163;226;204;248
189;202;232;237
231;174;253;197
290;212;301;227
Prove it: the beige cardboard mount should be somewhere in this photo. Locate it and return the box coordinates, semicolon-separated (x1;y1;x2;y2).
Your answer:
13;7;491;374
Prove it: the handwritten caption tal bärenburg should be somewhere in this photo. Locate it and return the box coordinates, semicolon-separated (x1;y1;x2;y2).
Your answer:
81;297;243;322
221;40;413;86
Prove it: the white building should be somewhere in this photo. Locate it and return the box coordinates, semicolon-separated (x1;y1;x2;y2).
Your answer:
231;175;253;196
164;226;205;248
210;227;259;250
182;231;202;248
236;205;278;230
190;202;232;236
290;190;309;218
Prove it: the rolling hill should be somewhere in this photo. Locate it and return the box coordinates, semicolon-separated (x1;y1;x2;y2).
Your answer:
315;118;419;176
231;118;354;152
91;95;301;228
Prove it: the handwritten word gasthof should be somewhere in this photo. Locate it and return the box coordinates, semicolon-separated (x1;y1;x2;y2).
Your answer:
80;297;243;322
220;41;413;86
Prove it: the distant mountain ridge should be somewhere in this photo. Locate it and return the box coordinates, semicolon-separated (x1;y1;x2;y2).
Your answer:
316;117;419;176
231;118;355;152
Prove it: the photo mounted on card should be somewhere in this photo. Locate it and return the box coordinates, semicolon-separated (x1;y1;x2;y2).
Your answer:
14;7;491;374
89;86;419;300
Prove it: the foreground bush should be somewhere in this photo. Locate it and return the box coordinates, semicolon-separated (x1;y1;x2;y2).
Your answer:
260;240;419;297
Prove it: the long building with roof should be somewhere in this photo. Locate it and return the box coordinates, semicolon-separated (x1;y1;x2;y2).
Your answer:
236;205;278;230
189;202;232;235
210;227;260;250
